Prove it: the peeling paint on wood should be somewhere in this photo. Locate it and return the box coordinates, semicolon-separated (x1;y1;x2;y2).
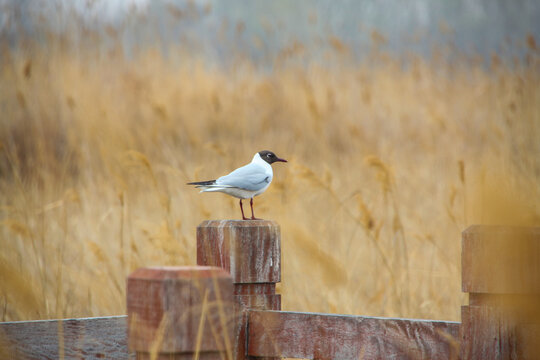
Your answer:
247;310;460;360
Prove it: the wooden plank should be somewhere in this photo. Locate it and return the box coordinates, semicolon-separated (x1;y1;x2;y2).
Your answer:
127;266;234;357
462;225;540;294
197;220;281;284
460;306;518;360
0;316;129;360
247;310;460;360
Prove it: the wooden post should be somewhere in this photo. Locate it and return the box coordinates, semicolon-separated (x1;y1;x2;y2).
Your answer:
196;220;281;360
127;266;234;360
461;226;540;359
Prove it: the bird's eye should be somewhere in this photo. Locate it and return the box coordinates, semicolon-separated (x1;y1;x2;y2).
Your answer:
268;154;273;157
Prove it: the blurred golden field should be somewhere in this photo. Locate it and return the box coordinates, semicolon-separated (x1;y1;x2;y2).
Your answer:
0;27;539;324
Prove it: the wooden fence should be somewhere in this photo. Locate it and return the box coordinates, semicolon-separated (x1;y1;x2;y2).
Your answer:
0;222;538;359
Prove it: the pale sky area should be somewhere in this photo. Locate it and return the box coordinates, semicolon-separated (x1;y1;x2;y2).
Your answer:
1;0;539;64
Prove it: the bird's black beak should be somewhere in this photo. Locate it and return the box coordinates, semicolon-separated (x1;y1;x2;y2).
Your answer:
275;157;287;163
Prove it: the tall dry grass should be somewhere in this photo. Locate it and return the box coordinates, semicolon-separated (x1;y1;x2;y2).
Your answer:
0;25;539;323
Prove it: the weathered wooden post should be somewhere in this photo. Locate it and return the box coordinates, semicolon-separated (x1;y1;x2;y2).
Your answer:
127;266;234;359
461;226;540;359
196;220;281;360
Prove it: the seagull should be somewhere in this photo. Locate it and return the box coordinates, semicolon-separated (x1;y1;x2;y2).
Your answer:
188;150;287;220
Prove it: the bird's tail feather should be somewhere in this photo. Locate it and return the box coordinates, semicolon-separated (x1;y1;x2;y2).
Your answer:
187;180;216;186
198;186;230;193
198;185;235;191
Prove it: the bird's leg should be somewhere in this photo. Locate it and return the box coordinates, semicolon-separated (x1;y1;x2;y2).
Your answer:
250;197;262;220
239;199;248;220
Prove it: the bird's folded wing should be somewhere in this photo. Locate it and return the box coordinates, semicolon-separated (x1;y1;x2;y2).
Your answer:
216;164;271;191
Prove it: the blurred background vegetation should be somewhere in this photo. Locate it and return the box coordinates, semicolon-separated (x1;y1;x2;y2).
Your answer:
0;0;539;322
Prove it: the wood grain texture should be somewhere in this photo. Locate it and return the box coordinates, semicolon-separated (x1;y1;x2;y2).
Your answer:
196;221;282;360
234;284;275;295
460;306;518;360
461;226;540;359
234;294;281;310
0;316;129;360
127;266;234;356
197;220;281;284
462;225;540;294
248;310;460;360
468;293;540;322
134;351;224;360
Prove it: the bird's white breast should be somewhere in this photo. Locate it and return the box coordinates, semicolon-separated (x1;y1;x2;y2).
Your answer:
219;187;262;199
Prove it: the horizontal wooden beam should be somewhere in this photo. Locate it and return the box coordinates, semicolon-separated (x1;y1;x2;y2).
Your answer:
247;310;460;360
0;316;128;360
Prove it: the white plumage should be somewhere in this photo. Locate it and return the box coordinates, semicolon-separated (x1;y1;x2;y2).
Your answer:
195;152;273;198
188;150;287;220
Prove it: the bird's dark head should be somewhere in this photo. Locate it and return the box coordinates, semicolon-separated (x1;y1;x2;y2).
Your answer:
259;150;287;164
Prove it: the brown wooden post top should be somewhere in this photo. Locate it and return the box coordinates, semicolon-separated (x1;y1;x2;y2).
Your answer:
196;220;281;360
461;225;540;359
197;220;281;283
127;266;234;360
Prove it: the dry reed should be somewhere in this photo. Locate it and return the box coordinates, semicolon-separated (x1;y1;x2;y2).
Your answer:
0;20;539;324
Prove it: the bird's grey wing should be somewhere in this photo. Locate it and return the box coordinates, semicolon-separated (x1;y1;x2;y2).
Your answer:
216;163;271;191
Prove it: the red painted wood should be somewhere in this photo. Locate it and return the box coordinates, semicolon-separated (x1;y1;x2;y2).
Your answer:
247;310;460;360
197;220;281;360
127;266;234;359
197;220;281;283
0;316;128;359
234;294;281;310
0;312;463;360
234;284;275;295
234;284;281;311
460;306;517;360
134;352;224;360
461;226;540;360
